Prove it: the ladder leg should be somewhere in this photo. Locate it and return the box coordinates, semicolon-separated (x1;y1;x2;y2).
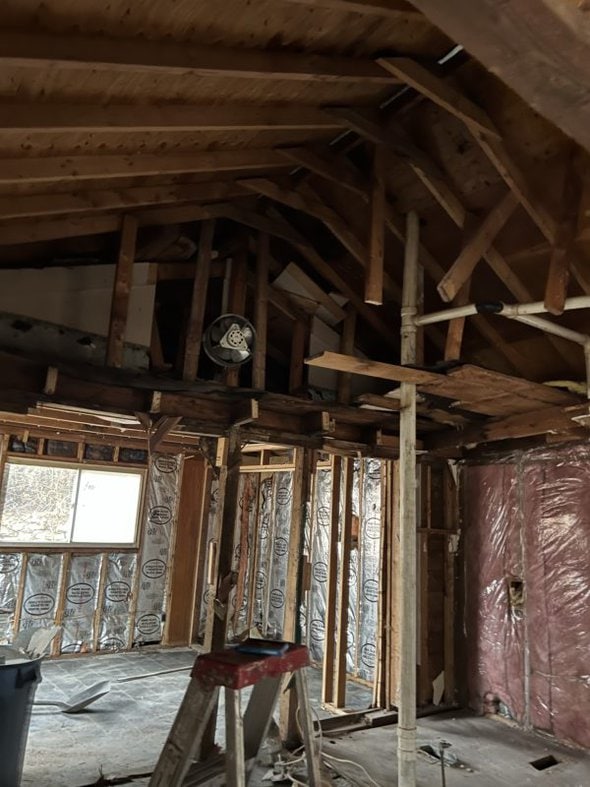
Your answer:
149;679;219;787
225;687;246;787
294;669;322;787
242;676;283;763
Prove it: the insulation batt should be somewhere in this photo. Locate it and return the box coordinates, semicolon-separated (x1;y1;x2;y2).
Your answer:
463;444;590;748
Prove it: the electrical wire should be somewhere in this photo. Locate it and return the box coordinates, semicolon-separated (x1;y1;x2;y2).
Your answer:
280;704;385;787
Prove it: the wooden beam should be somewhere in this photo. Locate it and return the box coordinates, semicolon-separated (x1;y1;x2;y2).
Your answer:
431;402;589;451
240;178;367;267
404;0;590;154
0;182;247;221
377;56;500;138
106;215;138;367
472;133;558;243
334;455;354;708
279;262;347;323
437;191;519;302
0;201;232;246
265;206;398;350
0;30;395;83
306;351;440;384
0;103;344;133
252;232;269;390
280;447;315;742
397;210;419;782
284;0;420;16
278;147;367;198
221;204;312;249
289;317;310;394
444;280;470;362
149;415;183;453
544;151;581;316
330;112;577;371
321;454;342;706
366;145;386;305
337;305;357;405
224;249;249;388
0;149;286;186
183;219;216;381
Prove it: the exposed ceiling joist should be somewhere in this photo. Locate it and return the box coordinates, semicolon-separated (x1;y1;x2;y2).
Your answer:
0;182;248;221
0;149;288;186
279;147;367;197
284;0;421;17
0;30;395;83
0;201;233;245
377;56;500;138
0;103;345;133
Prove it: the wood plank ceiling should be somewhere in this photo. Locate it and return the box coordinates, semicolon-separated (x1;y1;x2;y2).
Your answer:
0;0;589;386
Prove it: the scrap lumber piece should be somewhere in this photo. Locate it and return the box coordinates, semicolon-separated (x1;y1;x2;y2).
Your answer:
306;351;440;385
106;214;138;368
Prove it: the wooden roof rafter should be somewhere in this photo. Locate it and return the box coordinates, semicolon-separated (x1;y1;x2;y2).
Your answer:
0;28;398;83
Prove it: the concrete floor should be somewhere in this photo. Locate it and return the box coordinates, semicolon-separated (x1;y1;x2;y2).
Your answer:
325;711;590;787
22;647;371;787
21;649;590;787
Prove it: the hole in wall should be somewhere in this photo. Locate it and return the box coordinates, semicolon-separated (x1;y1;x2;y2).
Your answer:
529;755;560;771
508;577;525;609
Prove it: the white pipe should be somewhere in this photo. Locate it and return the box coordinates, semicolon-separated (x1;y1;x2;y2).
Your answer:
506;314;589;346
398;211;419;787
415;303;477;325
415;295;590;326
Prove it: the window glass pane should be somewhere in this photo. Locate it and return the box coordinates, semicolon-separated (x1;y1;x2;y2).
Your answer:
72;470;142;544
0;463;77;543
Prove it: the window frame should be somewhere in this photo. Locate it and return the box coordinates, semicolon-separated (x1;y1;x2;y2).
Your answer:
0;456;147;550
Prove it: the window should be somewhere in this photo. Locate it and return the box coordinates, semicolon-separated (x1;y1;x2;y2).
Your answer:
0;460;144;545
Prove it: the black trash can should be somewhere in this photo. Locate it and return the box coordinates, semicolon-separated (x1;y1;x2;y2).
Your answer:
0;655;42;787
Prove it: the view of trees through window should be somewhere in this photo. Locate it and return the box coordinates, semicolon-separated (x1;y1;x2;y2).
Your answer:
0;461;143;544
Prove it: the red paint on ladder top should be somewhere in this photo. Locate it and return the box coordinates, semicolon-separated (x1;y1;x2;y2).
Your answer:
192;643;310;689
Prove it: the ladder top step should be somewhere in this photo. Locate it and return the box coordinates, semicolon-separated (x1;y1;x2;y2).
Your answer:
193;643;310;689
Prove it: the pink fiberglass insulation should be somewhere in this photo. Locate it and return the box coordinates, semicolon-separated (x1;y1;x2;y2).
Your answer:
463;445;590;749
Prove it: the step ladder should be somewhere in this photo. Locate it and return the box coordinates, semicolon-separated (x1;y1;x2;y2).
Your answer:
149;643;322;787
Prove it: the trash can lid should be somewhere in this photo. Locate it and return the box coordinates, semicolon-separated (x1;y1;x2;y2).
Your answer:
0;645;37;667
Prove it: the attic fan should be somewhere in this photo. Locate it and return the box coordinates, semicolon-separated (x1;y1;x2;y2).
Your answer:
203;313;256;367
